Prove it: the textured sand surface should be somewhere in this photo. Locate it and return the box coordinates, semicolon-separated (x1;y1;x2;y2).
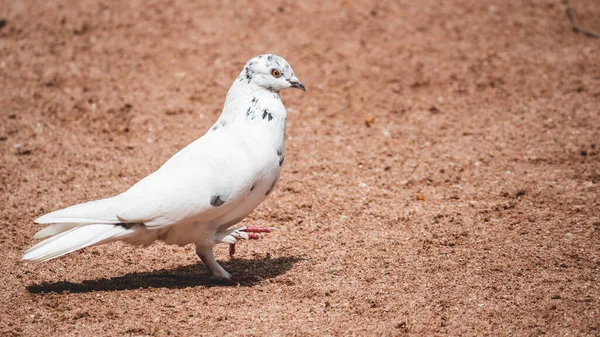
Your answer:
1;0;599;335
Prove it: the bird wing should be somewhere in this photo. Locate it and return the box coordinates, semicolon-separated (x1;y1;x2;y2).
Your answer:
117;131;257;228
37;131;257;229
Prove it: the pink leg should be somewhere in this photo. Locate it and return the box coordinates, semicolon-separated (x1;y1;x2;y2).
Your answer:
228;227;275;258
243;227;275;234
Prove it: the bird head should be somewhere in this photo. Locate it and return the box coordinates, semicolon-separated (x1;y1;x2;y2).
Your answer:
238;54;305;93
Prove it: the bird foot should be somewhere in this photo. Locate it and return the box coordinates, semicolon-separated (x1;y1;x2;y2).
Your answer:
225;226;275;258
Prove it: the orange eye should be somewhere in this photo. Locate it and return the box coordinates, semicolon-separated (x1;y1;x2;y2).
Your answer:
271;69;281;78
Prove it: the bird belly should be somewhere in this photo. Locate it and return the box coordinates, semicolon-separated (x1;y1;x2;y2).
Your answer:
212;164;282;233
156;163;281;247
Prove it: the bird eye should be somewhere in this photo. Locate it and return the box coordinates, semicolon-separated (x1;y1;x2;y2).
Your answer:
271;69;281;78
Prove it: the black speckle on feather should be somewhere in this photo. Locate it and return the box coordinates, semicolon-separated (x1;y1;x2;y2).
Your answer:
262;109;273;121
211;120;226;131
265;180;277;196
277;147;284;166
210;195;225;207
245;67;252;83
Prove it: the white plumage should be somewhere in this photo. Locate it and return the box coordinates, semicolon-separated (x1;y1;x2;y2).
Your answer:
22;54;305;281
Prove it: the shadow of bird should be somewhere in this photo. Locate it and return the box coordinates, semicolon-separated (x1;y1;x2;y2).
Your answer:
27;256;301;294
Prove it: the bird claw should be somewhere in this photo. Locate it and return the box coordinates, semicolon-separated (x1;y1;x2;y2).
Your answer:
232;226;276;240
228;243;236;257
226;226;275;259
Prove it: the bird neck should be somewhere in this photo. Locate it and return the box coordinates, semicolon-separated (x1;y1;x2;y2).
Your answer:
220;81;286;122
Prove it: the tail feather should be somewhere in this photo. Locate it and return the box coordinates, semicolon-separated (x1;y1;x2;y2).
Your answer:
35;197;122;225
22;224;129;262
33;223;80;238
25;227;81;254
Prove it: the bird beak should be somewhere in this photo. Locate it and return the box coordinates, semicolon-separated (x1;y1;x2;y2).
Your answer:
288;77;306;92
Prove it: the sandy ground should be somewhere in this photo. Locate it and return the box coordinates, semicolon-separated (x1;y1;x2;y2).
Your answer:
1;0;599;335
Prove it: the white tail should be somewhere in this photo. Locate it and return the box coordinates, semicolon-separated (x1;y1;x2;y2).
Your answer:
33;223;81;238
22;224;130;262
34;197;122;225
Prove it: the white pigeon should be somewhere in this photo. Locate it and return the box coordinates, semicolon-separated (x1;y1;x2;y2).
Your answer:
22;54;305;283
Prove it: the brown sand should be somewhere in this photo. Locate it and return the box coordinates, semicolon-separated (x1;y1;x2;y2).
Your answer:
1;0;599;335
